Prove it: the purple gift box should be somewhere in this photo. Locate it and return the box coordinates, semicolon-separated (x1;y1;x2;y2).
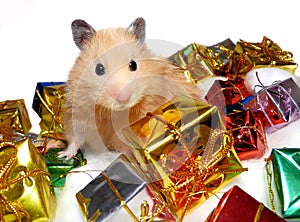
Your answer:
244;77;300;133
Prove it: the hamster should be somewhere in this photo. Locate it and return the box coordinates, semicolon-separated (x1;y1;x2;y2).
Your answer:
59;17;205;160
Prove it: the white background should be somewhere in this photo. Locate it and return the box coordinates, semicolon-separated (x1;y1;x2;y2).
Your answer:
1;0;300;221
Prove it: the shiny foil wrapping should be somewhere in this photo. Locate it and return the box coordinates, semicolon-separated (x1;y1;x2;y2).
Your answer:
244;77;300;133
122;96;246;220
205;185;286;222
44;148;86;187
225;110;267;160
265;148;300;219
0;99;32;137
207;38;235;72
228;36;298;78
32;82;66;140
76;154;146;222
205;78;252;114
0;138;56;222
169;43;214;83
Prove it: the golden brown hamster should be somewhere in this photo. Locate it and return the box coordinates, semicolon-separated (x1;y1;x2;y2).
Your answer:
59;17;204;159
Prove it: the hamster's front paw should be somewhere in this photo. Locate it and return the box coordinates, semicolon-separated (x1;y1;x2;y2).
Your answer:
58;140;79;160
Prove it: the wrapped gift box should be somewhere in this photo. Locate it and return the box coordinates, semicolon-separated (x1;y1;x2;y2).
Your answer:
205;185;285;221
32;82;66;140
44;147;86;188
205;77;252;114
76;154;147;222
225;109;267;160
265;148;300;219
207;38;235;72
244;77;300;133
228;36;298;78
169;43;214;83
122;96;246;220
0;138;56;221
0;99;32;136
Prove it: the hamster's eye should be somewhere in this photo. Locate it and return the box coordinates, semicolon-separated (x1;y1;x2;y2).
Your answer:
129;60;137;72
95;63;105;75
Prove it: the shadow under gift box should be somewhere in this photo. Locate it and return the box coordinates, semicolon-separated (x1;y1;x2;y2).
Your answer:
265;148;300;220
32;82;66;140
205;185;285;222
0;138;56;222
75;154;147;222
244;77;300;134
122;96;246;221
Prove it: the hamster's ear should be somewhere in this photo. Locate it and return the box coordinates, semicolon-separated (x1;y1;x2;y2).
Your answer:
127;17;145;43
71;19;96;50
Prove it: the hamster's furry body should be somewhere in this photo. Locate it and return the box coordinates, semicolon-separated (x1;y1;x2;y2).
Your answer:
59;17;204;159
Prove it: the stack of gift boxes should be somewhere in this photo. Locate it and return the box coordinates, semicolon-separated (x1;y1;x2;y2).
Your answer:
1;36;299;221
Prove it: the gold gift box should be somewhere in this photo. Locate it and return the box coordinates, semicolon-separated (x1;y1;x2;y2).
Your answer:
169;43;214;83
0;99;32;136
34;83;66;140
0;138;56;221
123;96;246;220
229;36;298;77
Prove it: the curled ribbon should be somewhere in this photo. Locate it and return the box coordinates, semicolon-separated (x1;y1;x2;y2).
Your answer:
0;141;49;222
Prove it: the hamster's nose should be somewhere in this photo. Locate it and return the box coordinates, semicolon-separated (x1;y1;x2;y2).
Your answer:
115;89;132;104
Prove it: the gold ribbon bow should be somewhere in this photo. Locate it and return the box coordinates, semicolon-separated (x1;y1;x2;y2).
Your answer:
0;142;49;222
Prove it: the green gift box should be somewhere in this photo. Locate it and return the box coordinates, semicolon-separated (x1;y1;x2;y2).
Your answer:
265;148;300;219
44;148;86;187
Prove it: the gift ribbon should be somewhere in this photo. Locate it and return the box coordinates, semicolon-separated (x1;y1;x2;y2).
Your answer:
0;141;50;222
35;85;65;146
253;72;300;130
101;171;168;222
254;203;264;222
264;158;276;213
146;112;247;221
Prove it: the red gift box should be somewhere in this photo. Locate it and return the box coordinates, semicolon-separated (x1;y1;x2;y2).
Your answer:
225;110;267;160
205;78;251;114
205;185;285;222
